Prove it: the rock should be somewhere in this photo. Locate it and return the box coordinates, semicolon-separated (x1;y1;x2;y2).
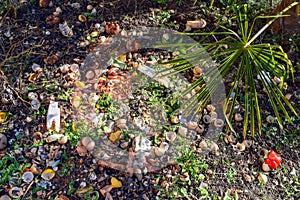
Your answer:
199;140;207;149
165;131;176;142
244;174;252;182
262;162;271;172
0;195;11;200
178;126;188;137
22;171;34;183
187;121;198;130
258;174;268;184
81;136;95;151
133;136;151;152
0;133;8;150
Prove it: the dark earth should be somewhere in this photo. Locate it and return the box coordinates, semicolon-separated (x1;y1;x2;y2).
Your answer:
0;0;300;200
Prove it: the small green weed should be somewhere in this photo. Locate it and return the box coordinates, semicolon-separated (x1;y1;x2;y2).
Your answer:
226;167;237;184
0;152;30;186
63;122;81;146
149;10;172;27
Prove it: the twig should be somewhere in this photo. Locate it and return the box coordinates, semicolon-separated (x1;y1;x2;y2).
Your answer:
21;180;34;200
0;40;44;104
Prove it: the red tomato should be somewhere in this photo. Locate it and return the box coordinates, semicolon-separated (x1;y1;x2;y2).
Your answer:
265;158;279;169
268;150;282;165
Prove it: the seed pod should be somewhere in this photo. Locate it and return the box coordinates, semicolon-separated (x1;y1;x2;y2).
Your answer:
234;113;243;122
170;115;179;124
41;169;56;181
210;111;218;121
58;136;68;144
257;174;268;184
203;115;211;124
187;121;198;130
193;67;203;75
77;145;87;156
214;118;224;128
90;31;99;37
262;162;271;172
0;133;8;150
22;171;34;183
186;19;207;29
196;124;205;134
206;104;215;112
78;15;87;23
9;187;23;199
178;126;188;137
166;131;176;142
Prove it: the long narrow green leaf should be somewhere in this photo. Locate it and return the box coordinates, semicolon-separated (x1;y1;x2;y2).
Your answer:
245;2;300;47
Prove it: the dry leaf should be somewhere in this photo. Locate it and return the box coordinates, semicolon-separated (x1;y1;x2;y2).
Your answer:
100;185;113;197
105;192;113;200
72;96;82;109
109;131;121;143
0;112;8;123
28;73;38;82
75;186;93;195
111;177;122;188
186;19;207;29
41;169;55;180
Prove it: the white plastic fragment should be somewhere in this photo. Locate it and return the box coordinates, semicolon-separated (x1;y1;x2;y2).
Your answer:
46;134;64;143
46;101;60;132
138;65;156;78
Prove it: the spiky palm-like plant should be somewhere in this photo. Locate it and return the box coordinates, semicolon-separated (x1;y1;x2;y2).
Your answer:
156;3;299;138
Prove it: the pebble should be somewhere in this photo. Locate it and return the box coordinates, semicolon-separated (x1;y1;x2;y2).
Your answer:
178;126;188;137
244;174;252;182
0;195;11;200
0;133;8;150
199;140;207;149
22;171;34;183
258;174;268;184
86;5;93;10
4;30;11;38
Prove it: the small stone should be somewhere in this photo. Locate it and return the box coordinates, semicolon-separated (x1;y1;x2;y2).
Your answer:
86;5;93;10
81;136;95;151
178;126;188;137
258;174;268;184
262;162;271;172
187;121;198;130
95;23;101;29
22;171;34;183
0;133;8;150
210;142;219;152
165;131;176;142
58;136;68;144
0;195;11;200
244;174;252;182
4;30;11;38
199;140;207;149
77;146;87;156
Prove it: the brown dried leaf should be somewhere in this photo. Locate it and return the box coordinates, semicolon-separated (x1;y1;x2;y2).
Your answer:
186;19;207;29
100;185;113;197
